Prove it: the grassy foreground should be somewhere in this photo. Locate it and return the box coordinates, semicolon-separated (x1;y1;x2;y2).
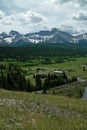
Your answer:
0;89;87;130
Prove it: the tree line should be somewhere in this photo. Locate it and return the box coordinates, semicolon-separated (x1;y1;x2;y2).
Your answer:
0;44;87;61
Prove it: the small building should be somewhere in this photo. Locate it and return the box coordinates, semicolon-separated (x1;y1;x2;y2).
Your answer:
54;70;63;74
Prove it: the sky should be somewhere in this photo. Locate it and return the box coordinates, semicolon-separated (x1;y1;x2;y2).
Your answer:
0;0;87;35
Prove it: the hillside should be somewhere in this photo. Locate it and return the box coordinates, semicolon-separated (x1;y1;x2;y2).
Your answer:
0;89;87;130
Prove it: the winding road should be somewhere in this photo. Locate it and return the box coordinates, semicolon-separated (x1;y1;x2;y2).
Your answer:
77;77;86;83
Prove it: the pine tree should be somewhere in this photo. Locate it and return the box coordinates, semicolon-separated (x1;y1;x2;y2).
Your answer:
35;74;42;90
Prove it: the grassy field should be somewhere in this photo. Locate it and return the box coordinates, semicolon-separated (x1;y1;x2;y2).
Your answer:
1;56;87;77
0;89;87;130
19;56;87;78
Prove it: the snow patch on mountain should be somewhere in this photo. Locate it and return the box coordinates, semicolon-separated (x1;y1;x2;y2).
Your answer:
0;28;87;45
4;37;12;43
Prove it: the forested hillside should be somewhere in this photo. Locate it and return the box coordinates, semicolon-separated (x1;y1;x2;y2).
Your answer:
0;43;87;61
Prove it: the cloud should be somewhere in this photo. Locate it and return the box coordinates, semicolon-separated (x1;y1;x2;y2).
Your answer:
78;0;87;6
0;11;47;25
0;10;48;33
0;0;87;34
17;11;47;25
56;0;70;4
73;12;87;21
58;13;87;35
60;24;75;34
55;0;87;7
60;24;85;35
0;10;5;19
0;0;21;15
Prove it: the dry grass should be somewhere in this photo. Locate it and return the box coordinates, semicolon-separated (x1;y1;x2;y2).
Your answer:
0;89;87;130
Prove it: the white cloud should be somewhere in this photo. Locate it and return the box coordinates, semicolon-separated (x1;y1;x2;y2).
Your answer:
0;10;48;33
0;0;87;34
58;12;87;35
0;10;5;19
17;11;47;25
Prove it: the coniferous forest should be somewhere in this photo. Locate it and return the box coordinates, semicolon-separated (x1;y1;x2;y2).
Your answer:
0;43;87;61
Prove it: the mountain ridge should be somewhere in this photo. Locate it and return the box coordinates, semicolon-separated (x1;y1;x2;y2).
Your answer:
0;28;87;46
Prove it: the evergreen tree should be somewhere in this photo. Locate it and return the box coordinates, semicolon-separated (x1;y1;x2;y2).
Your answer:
35;74;42;90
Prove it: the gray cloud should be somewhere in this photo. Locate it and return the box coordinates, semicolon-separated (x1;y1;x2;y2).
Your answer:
78;0;87;6
28;12;45;23
17;11;47;25
73;12;87;21
0;11;47;25
56;0;87;6
55;0;70;4
60;24;76;34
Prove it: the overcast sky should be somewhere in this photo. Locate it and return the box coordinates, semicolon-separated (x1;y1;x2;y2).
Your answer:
0;0;87;34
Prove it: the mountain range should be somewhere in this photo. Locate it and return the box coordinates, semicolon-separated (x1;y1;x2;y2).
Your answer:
0;28;87;46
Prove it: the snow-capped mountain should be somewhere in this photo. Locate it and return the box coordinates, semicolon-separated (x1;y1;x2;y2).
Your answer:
24;28;73;43
0;28;87;45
